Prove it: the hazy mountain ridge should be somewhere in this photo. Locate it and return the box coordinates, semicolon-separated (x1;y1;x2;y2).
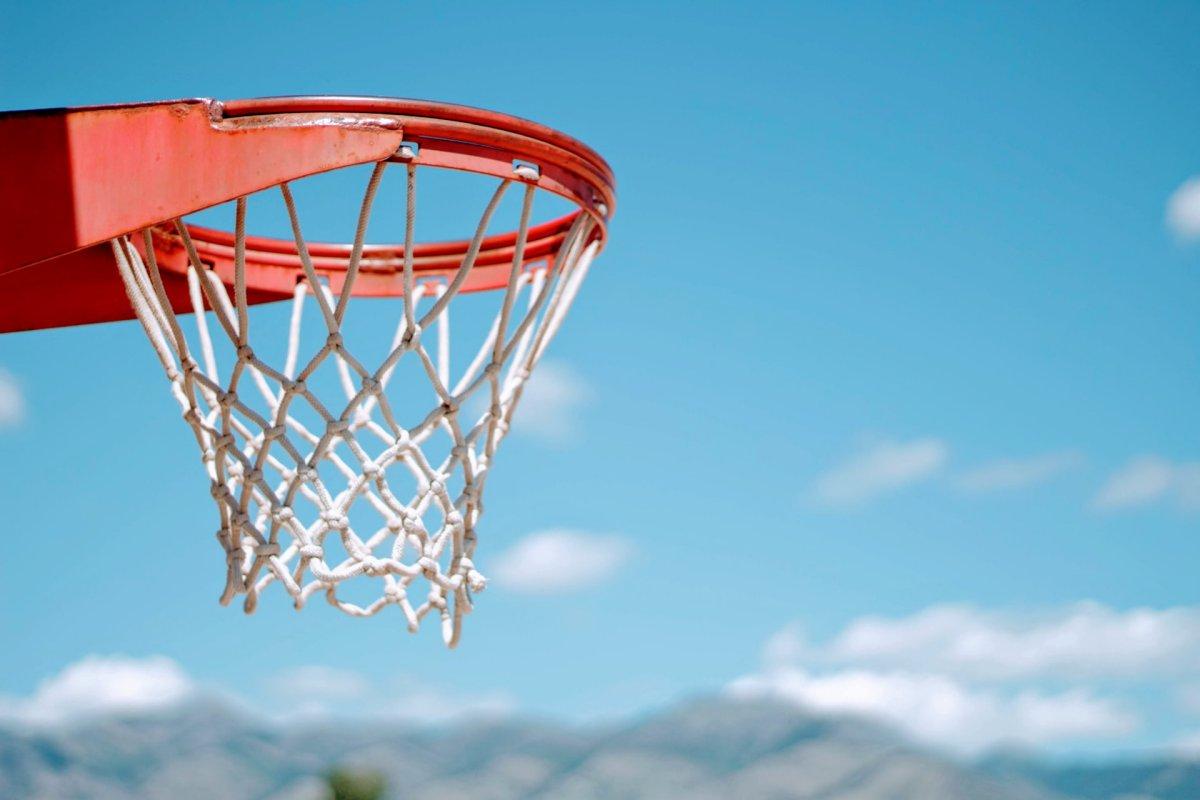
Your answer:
0;697;1193;800
982;754;1200;800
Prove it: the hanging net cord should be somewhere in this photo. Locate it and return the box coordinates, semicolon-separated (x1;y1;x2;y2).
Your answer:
112;160;599;647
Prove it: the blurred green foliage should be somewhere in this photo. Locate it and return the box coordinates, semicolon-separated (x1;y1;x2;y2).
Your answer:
325;767;386;800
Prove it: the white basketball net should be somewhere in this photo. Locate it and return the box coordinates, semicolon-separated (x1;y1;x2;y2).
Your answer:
111;160;599;646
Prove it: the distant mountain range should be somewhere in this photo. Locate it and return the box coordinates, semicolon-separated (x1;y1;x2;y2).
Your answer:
1;696;1196;799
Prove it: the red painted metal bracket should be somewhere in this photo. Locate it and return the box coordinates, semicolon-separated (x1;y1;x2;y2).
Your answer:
0;98;405;274
0;99;403;332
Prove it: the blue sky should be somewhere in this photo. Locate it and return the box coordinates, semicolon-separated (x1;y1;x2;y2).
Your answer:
1;1;1198;758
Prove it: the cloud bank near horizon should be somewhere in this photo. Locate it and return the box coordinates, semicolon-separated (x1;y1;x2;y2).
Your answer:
730;601;1200;755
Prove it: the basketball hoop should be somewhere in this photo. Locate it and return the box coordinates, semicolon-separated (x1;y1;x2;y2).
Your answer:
0;97;615;646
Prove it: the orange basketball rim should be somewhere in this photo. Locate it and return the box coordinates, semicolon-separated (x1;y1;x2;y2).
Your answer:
0;97;615;331
0;97;616;647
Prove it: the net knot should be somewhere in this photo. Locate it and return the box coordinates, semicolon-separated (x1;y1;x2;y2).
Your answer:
236;344;254;361
321;510;349;530
299;543;324;560
326;332;344;349
254;542;280;558
467;571;487;592
457;557;487;592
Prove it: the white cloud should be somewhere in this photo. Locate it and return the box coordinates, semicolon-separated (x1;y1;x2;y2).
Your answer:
763;622;808;667
266;666;514;723
1166;176;1200;241
728;667;1133;754
1;657;516;729
272;665;371;702
511;360;592;444
490;529;633;594
776;602;1200;681
0;368;24;429
1093;457;1175;509
809;437;948;506
955;451;1082;492
1180;465;1200;510
1174;730;1200;757
386;677;516;724
1177;684;1200;715
734;601;1200;753
0;656;194;725
1092;456;1200;512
